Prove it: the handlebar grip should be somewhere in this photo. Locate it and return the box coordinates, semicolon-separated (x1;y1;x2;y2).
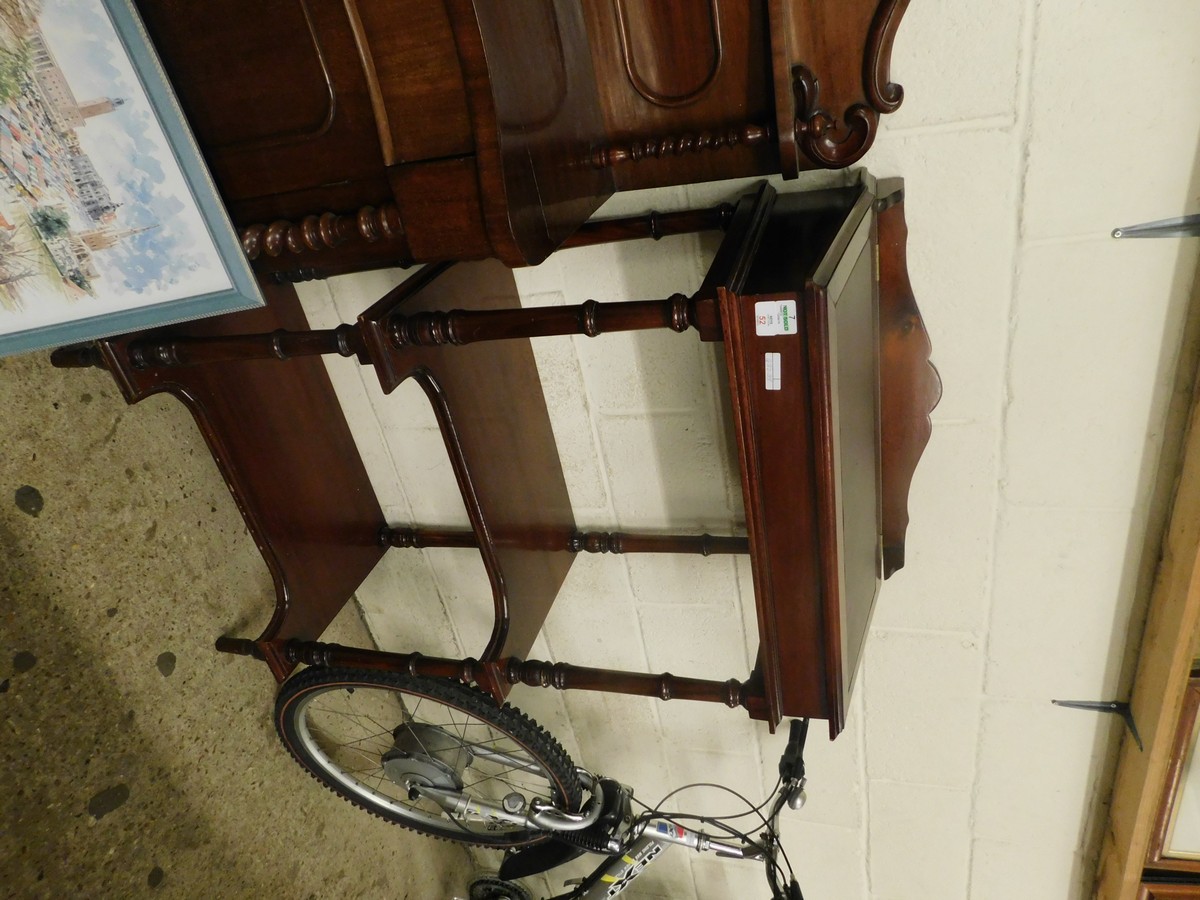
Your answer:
789;718;809;752
778;718;809;781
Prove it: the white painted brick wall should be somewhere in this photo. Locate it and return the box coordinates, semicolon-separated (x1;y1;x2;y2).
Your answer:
291;1;1200;896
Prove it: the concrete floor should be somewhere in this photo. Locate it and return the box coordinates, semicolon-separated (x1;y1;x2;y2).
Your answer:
0;351;473;898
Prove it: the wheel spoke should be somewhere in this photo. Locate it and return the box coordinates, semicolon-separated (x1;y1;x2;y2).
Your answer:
278;671;579;846
308;703;395;734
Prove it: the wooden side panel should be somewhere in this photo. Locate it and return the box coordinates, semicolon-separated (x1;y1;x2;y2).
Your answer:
134;0;386;204
93;282;388;682
583;0;776;191
615;0;723;106
448;0;613;265
135;0;334;151
350;0;473;163
387;157;492;262
877;189;941;577
720;284;825;728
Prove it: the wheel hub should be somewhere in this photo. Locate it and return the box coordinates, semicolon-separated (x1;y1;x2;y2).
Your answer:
381;723;472;790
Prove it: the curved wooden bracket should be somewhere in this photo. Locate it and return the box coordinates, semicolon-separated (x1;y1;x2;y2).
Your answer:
864;0;909;114
878;186;941;578
774;0;910;173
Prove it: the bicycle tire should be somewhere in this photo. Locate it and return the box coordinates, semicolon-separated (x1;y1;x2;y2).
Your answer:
275;667;581;847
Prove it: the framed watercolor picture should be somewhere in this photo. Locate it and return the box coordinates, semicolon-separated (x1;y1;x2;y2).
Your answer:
0;0;262;358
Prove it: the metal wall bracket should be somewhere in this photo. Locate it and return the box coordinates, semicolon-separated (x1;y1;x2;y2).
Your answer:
1112;214;1200;239
1051;699;1143;751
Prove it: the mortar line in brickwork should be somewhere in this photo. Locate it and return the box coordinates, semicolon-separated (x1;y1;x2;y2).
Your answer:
1001;500;1134;514
869;624;979;640
885;114;1015;139
856;675;873;897
556;272;674;767
867;777;975;793
965;1;1043;894
597;406;699;419
1022;230;1125;249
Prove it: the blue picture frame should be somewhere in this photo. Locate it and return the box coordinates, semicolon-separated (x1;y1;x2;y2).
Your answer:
0;0;262;358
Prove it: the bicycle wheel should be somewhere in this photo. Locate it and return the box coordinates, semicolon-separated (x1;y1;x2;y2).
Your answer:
469;876;533;900
275;667;581;847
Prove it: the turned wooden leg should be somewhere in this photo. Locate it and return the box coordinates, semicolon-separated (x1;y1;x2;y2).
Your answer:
388;293;720;348
279;638;768;716
379;527;479;549
380;526;748;556
124;324;368;369
560;204;735;249
50;344;107;369
568;531;748;556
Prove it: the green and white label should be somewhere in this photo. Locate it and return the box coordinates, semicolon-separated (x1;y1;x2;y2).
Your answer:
754;299;798;336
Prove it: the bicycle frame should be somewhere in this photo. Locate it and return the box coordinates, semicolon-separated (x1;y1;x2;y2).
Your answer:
565;819;763;899
467;719;810;900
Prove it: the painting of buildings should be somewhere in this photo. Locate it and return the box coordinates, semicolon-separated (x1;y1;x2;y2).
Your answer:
0;0;238;347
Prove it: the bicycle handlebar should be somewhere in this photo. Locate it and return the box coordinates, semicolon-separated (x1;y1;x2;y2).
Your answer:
778;718;809;783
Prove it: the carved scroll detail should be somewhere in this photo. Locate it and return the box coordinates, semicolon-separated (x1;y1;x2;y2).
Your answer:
240;203;405;261
864;0;910;113
588;122;772;169
791;65;877;170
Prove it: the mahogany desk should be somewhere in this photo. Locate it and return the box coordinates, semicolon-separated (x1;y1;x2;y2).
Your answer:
54;174;939;737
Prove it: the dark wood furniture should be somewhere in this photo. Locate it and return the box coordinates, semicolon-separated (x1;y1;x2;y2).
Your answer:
57;282;390;678
53;174;938;737
133;0;912;279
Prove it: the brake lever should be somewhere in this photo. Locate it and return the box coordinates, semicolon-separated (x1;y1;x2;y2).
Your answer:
785;779;807;811
778;719;809;782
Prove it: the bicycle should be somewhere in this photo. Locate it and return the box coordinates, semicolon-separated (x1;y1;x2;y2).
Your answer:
275;667;808;899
